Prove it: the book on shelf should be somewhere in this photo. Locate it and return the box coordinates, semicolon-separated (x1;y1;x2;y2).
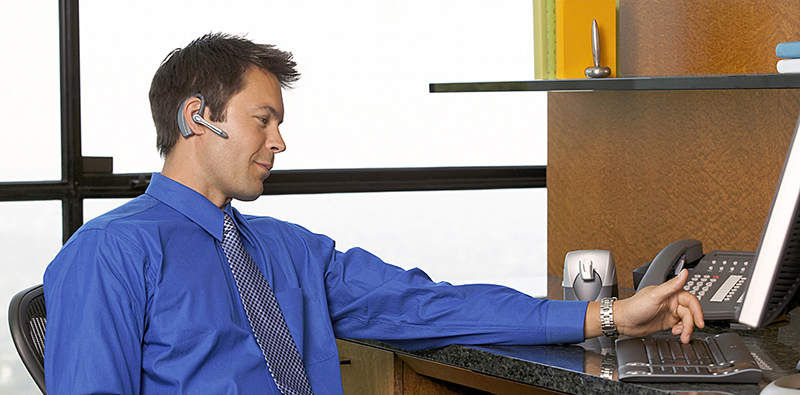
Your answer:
776;41;800;59
777;58;800;74
533;0;557;79
533;0;548;79
546;0;556;79
555;0;617;79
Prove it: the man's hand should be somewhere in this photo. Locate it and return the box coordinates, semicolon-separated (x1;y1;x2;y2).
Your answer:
615;269;705;343
584;269;705;343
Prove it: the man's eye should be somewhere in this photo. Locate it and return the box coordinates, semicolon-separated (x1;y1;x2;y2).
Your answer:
258;117;269;125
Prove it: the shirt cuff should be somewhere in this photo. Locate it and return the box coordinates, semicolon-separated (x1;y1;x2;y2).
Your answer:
545;300;589;344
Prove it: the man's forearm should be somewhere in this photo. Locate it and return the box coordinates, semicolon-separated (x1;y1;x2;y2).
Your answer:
583;301;602;339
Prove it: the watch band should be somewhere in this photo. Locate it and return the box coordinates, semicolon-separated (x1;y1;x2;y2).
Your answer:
600;297;619;337
600;352;617;380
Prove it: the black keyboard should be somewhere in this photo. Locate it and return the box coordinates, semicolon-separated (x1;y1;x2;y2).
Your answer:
616;333;762;383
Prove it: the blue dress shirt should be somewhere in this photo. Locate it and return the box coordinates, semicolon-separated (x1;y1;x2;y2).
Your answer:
44;173;588;394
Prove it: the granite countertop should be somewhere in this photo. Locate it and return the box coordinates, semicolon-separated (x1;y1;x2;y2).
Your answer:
351;311;800;395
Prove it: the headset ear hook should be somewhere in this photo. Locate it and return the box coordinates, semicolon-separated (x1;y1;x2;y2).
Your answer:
176;93;229;139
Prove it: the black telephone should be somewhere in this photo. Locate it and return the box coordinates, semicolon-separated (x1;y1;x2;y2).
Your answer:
634;239;755;321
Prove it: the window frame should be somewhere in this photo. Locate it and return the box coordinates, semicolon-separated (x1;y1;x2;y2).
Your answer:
0;0;545;244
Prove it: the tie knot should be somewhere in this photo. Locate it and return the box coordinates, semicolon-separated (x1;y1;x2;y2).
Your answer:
223;213;238;237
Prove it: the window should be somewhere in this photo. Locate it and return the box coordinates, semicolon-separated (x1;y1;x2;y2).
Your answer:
78;0;546;171
240;189;548;296
0;202;61;394
0;1;60;182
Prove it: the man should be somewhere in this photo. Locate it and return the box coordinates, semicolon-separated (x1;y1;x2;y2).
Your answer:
44;33;703;394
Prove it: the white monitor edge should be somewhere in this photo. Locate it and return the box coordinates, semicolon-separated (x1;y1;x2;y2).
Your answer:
738;112;800;328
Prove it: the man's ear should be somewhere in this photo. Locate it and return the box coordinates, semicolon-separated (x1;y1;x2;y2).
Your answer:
178;96;207;137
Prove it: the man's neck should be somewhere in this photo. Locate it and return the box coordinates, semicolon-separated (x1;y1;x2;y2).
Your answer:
161;157;230;210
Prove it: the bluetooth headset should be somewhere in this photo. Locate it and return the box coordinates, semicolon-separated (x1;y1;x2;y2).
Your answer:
177;93;229;138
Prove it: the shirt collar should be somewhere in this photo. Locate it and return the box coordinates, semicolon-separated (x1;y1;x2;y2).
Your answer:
145;173;228;241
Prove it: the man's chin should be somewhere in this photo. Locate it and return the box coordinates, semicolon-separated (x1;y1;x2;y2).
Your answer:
235;186;265;202
237;195;261;202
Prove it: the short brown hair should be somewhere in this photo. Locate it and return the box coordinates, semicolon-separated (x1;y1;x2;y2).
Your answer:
149;33;300;157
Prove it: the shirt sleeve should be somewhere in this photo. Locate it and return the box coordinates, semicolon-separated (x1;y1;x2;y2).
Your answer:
324;247;588;350
43;228;148;395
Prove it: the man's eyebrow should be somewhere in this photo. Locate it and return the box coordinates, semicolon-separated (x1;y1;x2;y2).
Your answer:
257;104;283;124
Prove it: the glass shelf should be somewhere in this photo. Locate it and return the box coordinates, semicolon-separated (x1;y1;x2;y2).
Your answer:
429;74;800;93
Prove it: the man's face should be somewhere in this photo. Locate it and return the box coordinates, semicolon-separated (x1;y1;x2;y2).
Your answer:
198;67;286;206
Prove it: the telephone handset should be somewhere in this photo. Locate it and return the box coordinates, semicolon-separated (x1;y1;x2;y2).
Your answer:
636;239;704;291
635;239;755;322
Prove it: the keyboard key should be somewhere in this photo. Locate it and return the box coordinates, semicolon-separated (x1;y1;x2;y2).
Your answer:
681;342;700;364
706;338;727;365
657;338;672;363
692;339;713;365
624;366;651;375
653;366;674;374
644;339;660;364
668;339;685;362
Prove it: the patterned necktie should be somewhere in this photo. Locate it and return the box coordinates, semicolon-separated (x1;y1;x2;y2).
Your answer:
221;213;314;395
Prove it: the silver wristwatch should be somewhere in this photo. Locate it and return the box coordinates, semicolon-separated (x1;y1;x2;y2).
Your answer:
600;297;618;337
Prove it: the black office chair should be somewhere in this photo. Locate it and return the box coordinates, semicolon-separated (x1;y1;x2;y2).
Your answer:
9;284;46;394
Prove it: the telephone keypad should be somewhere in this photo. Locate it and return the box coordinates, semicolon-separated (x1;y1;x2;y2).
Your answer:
680;250;756;321
686;273;717;301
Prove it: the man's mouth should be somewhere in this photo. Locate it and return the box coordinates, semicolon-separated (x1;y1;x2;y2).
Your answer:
255;162;273;176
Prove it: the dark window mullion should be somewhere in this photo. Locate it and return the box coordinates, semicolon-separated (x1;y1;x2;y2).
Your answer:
59;0;83;243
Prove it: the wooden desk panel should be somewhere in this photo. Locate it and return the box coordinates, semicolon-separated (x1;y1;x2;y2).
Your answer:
547;89;800;288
